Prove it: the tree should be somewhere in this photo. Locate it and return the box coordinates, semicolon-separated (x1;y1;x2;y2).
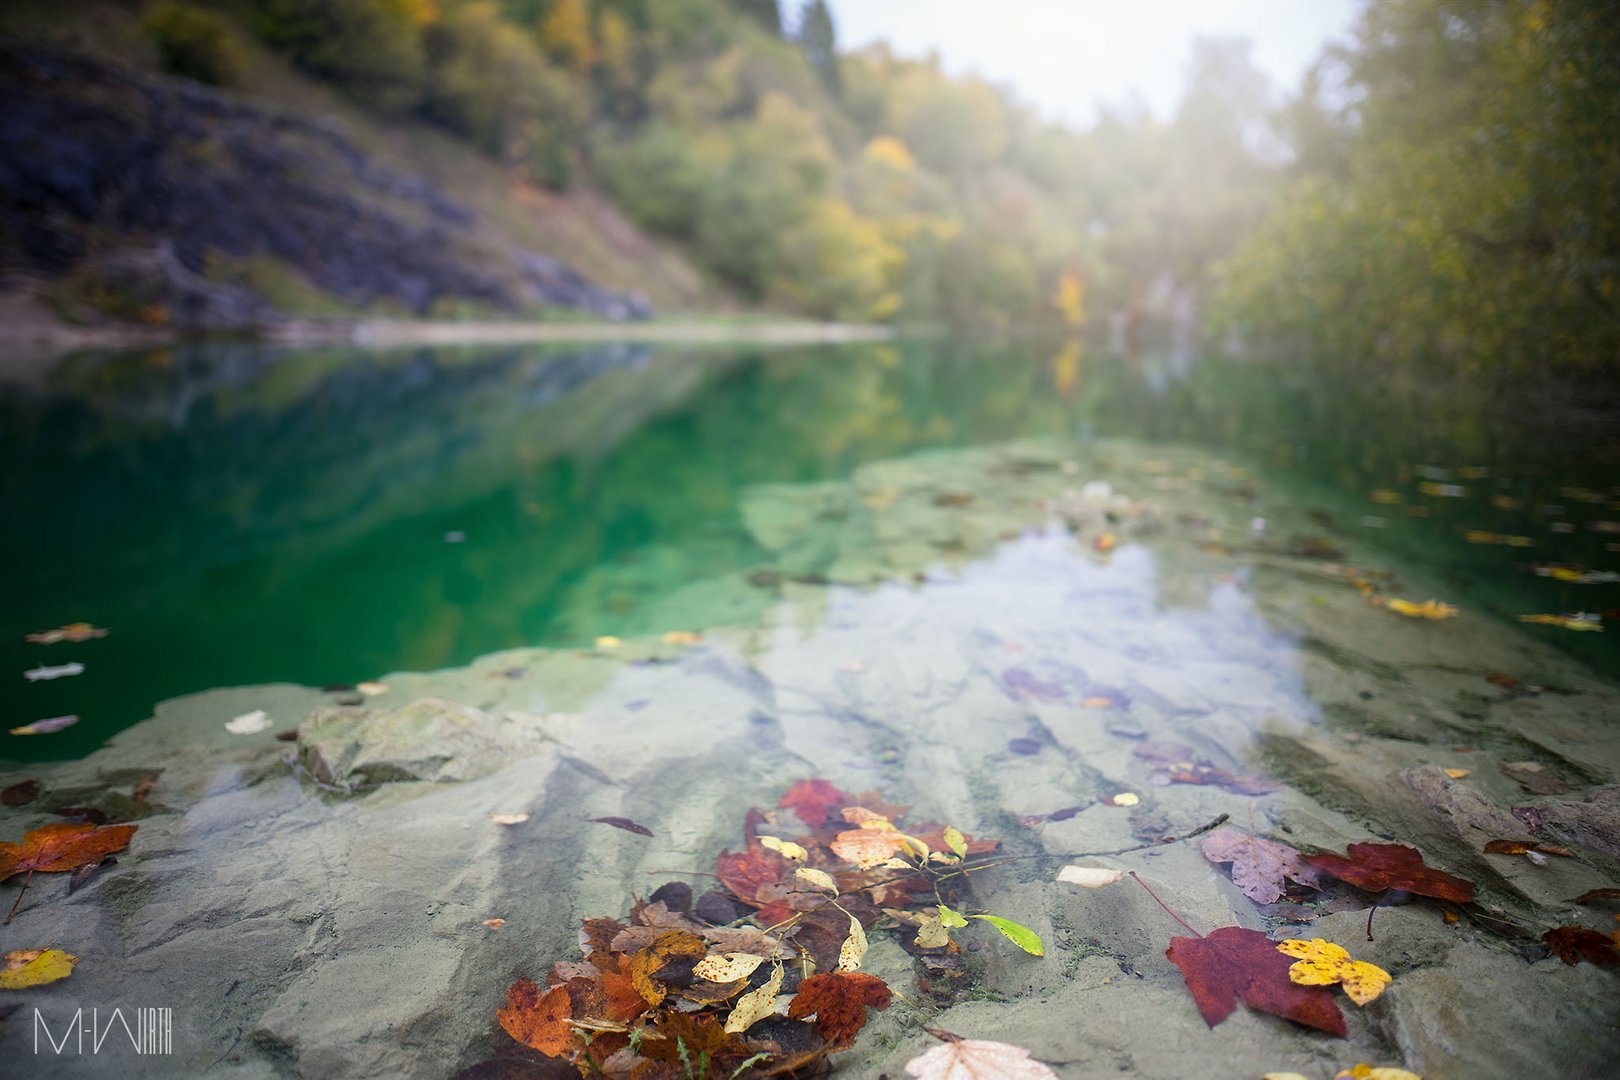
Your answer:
731;0;781;36
796;0;840;95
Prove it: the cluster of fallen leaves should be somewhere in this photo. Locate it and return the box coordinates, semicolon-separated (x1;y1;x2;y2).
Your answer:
1160;831;1490;1036
485;779;1017;1078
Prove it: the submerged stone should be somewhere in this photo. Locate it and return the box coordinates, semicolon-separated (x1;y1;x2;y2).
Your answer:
298;698;541;791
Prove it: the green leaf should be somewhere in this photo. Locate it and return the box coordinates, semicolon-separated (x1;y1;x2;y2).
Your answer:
944;826;968;858
937;903;968;928
971;914;1044;956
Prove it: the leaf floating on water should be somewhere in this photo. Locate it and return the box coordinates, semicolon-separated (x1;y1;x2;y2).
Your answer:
497;979;574;1056
1057;865;1125;889
904;1037;1061;1079
785;971;891;1045
1305;842;1475;903
913;910;951;949
1200;827;1326;904
1167;925;1346;1035
1518;613;1603;632
10;715;79;736
793;867;838;893
68;855;117;894
0;821;137;923
224;710;272;735
1384;598;1459;620
1569;888;1620;905
1443;768;1470;779
831;828;905;869
1104;792;1140;806
1000;667;1067;704
970;915;1043;956
660;630;702;645
1464;531;1534;547
488;812;530;826
594;635;621;649
589;816;653;837
721;960;783;1033
1483;839;1573;862
837;914;869;971
356;680;388;696
1;781;40;806
692;952;767;983
24;624;107;645
778;778;849;826
22;664;83;683
1276;938;1392;1006
0;948;78;989
938;904;968;928
1542;926;1620;967
758;835;808;862
1333;1066;1423;1080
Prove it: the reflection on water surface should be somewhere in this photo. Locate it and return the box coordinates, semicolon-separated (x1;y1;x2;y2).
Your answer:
2;340;1616;761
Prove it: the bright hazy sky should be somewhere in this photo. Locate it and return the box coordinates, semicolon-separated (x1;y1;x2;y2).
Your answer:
824;0;1363;126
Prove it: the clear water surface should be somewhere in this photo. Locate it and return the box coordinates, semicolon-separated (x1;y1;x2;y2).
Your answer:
3;339;1617;763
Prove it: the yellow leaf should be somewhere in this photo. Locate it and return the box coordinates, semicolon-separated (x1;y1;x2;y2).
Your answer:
793;867;838;892
937;904;968;928
837;915;868;972
1333;1067;1422;1080
1109;792;1140;806
759;836;808;862
1519;614;1604;632
1264;1074;1312;1080
914;910;951;948
0;948;77;989
1443;768;1469;779
693;953;767;983
1386;598;1459;619
594;635;621;649
722;961;783;1033
1276;938;1392;1005
944;826;968;858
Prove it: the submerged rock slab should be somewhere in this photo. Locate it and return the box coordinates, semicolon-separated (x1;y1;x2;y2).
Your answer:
298;698;543;791
0;437;1617;1078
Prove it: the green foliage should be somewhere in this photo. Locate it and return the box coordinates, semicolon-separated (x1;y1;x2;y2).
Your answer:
970;914;1044;956
248;0;427;111
1219;0;1620;375
419;1;584;187
144;2;246;86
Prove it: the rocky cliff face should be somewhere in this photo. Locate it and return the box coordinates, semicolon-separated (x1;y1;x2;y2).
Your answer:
0;40;652;329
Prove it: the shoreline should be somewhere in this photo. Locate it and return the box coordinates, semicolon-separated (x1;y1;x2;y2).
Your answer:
0;286;896;362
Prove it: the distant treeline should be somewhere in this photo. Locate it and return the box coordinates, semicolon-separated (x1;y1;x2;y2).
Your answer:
141;0;1619;370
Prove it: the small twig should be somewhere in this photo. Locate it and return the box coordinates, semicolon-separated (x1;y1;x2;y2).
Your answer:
1366;899;1379;942
4;869;34;925
1130;871;1201;938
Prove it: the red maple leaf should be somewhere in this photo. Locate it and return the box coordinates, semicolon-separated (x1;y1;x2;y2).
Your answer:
715;846;787;907
785;971;892;1045
1166;926;1346;1036
1543;926;1620;967
1305;842;1474;903
778;779;849;826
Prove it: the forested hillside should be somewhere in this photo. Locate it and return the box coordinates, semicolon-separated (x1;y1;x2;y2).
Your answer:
2;0;1615;375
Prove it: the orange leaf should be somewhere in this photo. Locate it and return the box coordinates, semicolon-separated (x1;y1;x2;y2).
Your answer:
497;979;575;1057
785;971;892;1045
0;822;137;879
628;930;707;1005
830;828;905;869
